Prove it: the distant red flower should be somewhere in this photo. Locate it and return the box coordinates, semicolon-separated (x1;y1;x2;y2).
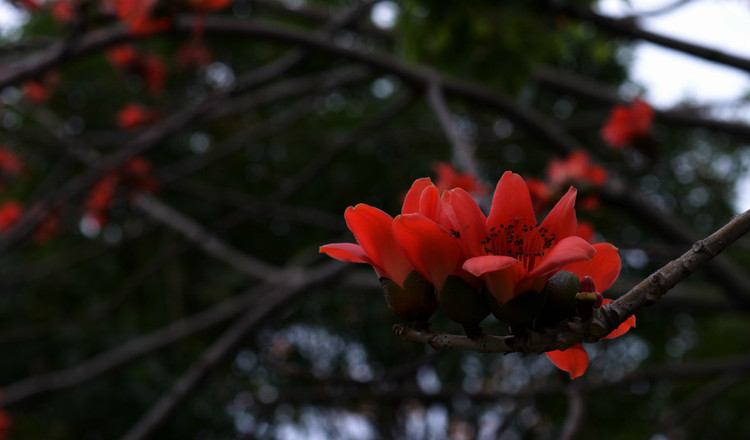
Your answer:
12;0;41;11
141;54;167;95
547;150;607;189
33;211;62;244
0;409;11;440
175;41;214;68
433;162;488;196
0;147;25;177
121;157;160;193
190;0;232;11
525;176;552;213
110;0;171;35
576;221;595;244
545;244;636;379
116;103;160;129
601;98;654;149
51;0;75;22
0;201;23;232
83;157;158;228
107;45;140;70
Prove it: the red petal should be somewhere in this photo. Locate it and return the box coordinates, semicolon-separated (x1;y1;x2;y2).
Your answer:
392;214;459;289
345;204;412;286
319;243;370;264
527;236;595;279
463;255;521;277
562;243;621;292
443;188;487;257
419;185;441;220
487;172;536;230
402;178;434;214
539;186;578;242
601;299;637;339
545;344;589;379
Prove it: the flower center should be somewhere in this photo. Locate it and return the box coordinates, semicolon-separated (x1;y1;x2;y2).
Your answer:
480;216;557;270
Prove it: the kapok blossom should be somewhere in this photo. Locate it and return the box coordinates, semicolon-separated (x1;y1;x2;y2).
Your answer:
458;172;596;304
0;201;23;232
601;98;654;149
116;103;160;129
433;162;489;196
546;149;607;189
0;147;25;177
545;245;636;378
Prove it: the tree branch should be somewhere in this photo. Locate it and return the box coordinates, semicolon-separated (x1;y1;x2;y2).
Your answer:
395;206;750;353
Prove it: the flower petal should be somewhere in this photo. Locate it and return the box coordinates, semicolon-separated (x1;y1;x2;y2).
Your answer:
527;236;595;279
419;185;441;220
545;344;589;379
392;214;460;290
562;243;621;292
345;204;412;286
319;243;370;264
463;255;521;277
601;298;637;339
443;188;487;257
402;178;434;214
539;186;578;243
487;172;536;230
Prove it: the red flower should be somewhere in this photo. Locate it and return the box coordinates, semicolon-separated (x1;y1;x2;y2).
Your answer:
433;162;488;196
51;0;75;22
175;41;214;68
601;98;654;149
525;176;552;213
320;179;441;287
0;147;25;177
546;150;607;189
107;45;140;70
121;157;160;193
458;172;595;304
22;71;59;103
544;243;636;379
141;54;167;95
33;211;62;244
116;103;160;129
110;0;172;35
0;409;12;440
12;0;41;11
0;201;23;232
190;0;232;11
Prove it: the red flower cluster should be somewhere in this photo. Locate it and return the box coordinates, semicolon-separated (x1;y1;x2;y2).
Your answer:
0;147;25;178
0;408;11;440
107;45;167;96
321;172;635;378
83;157;159;228
432;162;488;196
601;98;654;149
0;201;23;232
116;103;160;129
22;71;59;104
526;149;607;214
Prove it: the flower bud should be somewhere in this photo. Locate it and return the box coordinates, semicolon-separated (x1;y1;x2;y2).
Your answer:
438;275;490;337
380;271;437;329
537;270;580;326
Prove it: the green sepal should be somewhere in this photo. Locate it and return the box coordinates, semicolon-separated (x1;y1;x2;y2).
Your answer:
380;270;437;327
490;288;548;328
537;270;580;326
437;275;489;332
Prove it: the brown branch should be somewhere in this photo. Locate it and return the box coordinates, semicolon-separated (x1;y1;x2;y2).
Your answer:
534;67;750;141
395;206;750;353
540;1;750;74
117;261;348;440
426;79;481;177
